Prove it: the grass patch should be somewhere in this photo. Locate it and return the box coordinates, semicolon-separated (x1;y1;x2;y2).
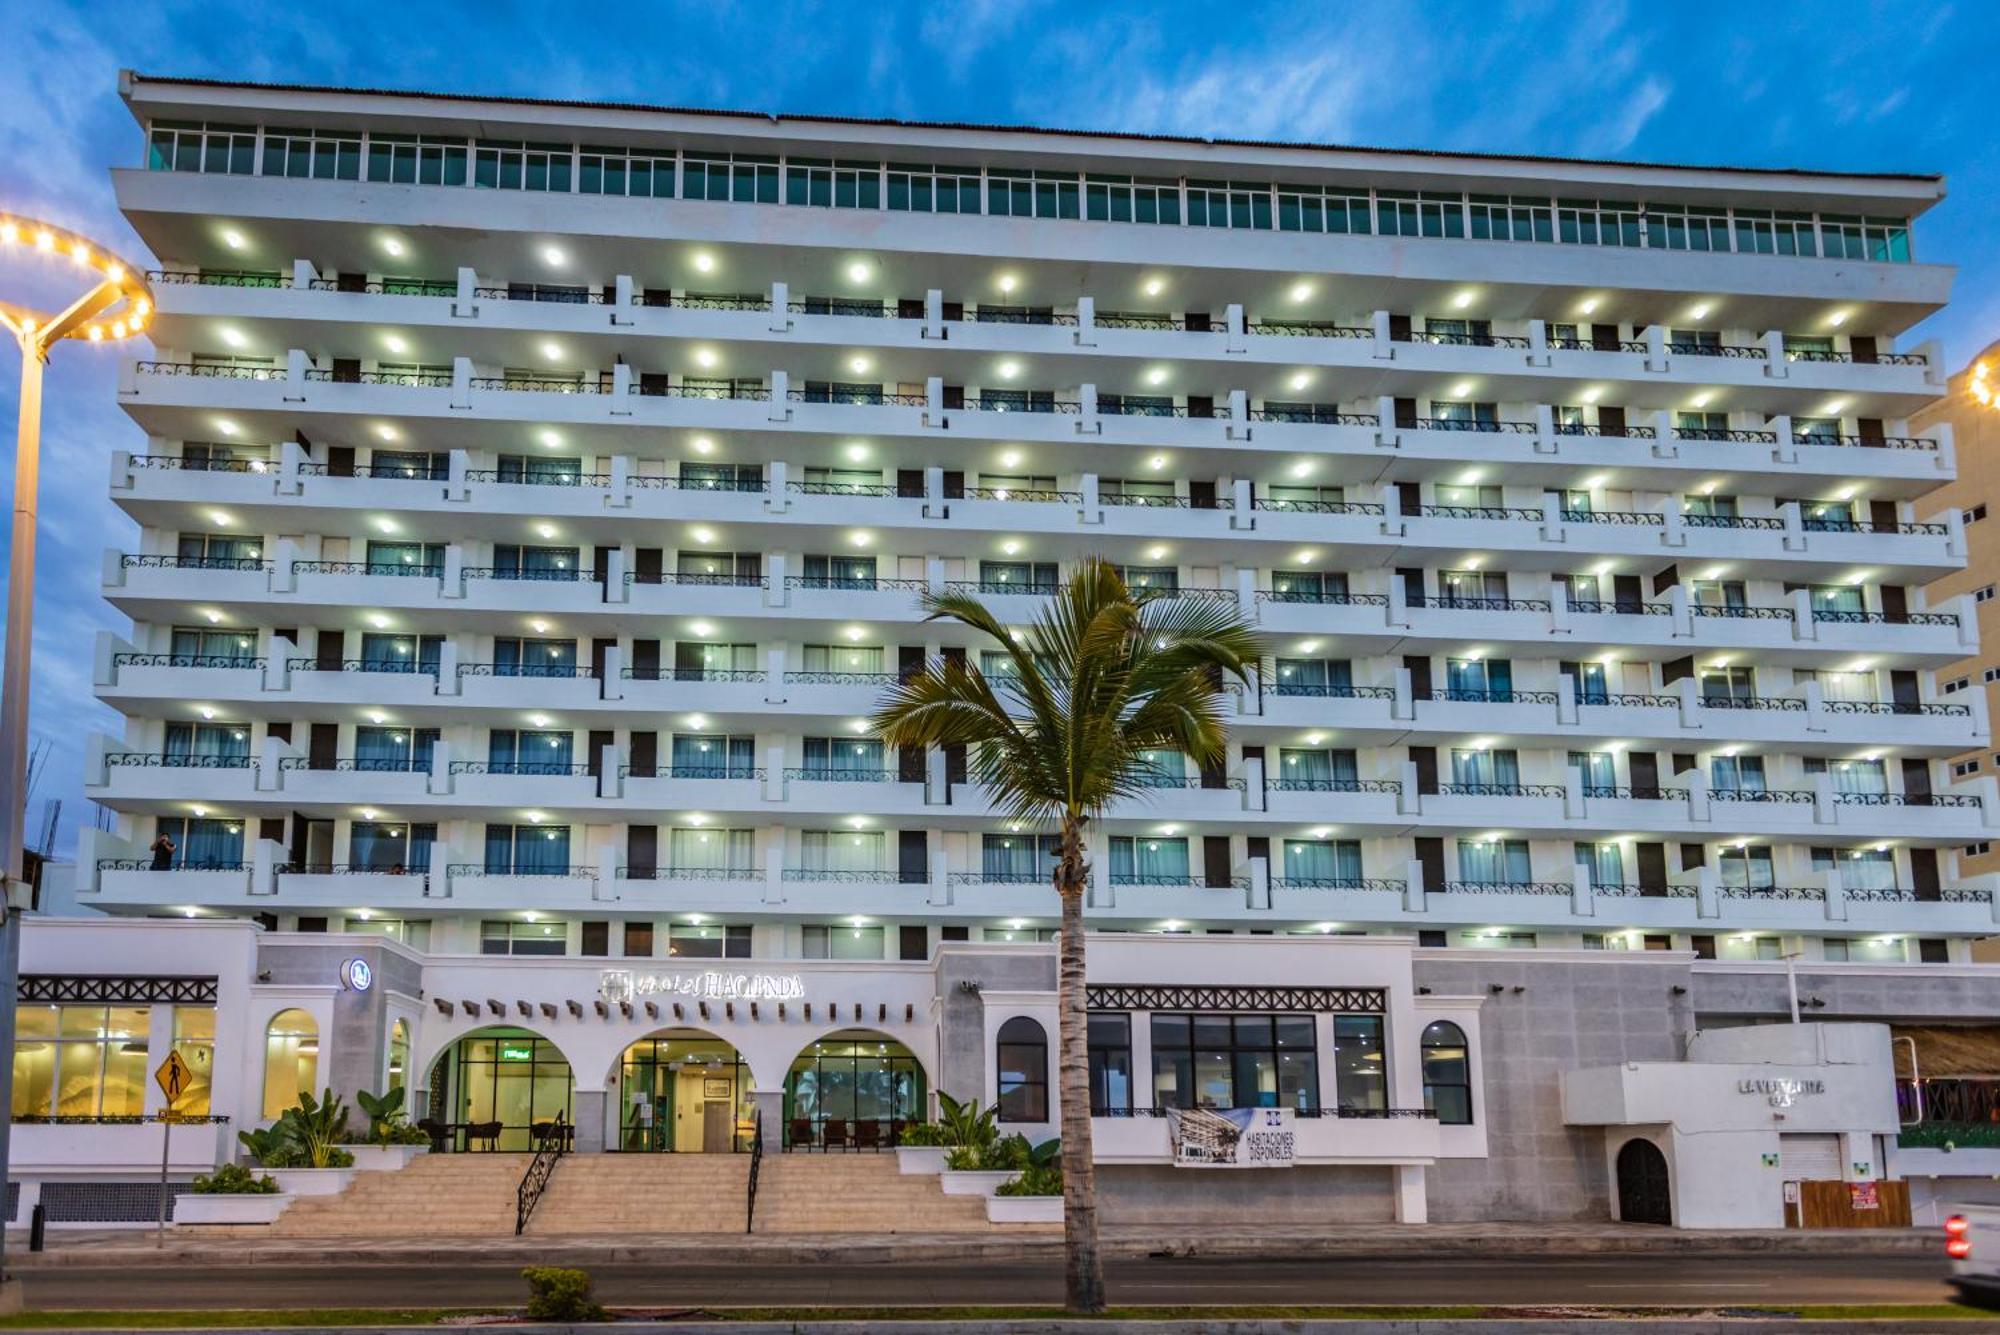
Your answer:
0;1302;1990;1327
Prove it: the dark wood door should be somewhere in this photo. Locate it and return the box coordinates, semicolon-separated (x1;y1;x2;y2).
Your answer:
1911;847;1941;901
1849;336;1878;365
1397;483;1421;517
1870;499;1900;532
1405;654;1433;701
1414;837;1445;892
1411;746;1439;795
327;445;355;477
1590;323;1620;352
634;548;663;583
898;831;928;884
1202;836;1232;889
315;628;345;670
1393;397;1417;428
1880;585;1908;623
1387;314;1411;342
587;730;613;779
1188;480;1217;510
1598;405;1627;437
1617;1139;1672;1225
1629;752;1660;798
308;723;338;771
590;637;615;681
1901;758;1933;802
628;731;657;779
898;745;926;783
1186;395;1214;419
630;640;660;681
1891;670;1920;710
1637;843;1667;896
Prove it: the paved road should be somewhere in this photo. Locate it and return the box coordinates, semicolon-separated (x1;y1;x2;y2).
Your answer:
19;1254;1958;1311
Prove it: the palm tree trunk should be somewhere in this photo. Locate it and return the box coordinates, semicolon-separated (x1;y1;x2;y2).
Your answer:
1055;815;1105;1312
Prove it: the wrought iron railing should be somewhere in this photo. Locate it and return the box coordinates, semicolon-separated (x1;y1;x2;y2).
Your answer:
746;1108;764;1234
516;1113;567;1235
1268;684;1397;700
1438;881;1571;896
1267;777;1402;794
1270;877;1405;892
112;652;264;671
1435;783;1567;799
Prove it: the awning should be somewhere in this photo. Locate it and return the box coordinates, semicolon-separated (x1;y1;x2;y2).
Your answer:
1891;1026;2000;1079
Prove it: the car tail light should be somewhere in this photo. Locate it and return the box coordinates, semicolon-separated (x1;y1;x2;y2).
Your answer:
1947;1215;1972;1259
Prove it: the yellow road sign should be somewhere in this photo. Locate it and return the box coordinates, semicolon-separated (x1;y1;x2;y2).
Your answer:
154;1049;192;1106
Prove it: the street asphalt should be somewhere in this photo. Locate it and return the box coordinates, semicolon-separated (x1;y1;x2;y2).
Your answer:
15;1252;1960;1311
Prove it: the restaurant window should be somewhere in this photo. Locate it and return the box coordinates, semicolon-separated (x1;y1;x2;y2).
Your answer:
1420;1020;1472;1125
996;1016;1050;1122
12;1005;152;1120
171;1006;216;1116
1087;1013;1133;1113
262;1008;319;1118
1333;1015;1387;1112
1149;1013;1319;1112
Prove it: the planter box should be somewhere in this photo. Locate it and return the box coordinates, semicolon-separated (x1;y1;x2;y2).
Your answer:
940;1169;1015;1197
174;1192;294;1226
345;1144;429;1172
987;1194;1063;1224
269;1167;358;1197
895;1146;949;1176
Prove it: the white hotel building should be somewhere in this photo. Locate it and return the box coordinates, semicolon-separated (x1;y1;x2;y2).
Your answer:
19;71;2000;1233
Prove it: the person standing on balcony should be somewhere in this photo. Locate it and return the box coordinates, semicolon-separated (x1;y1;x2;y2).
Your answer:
148;831;175;870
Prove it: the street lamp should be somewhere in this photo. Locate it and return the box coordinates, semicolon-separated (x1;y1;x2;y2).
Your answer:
0;212;151;1297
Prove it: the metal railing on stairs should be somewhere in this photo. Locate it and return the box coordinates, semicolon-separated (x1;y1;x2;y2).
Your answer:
746;1108;764;1234
515;1113;567;1235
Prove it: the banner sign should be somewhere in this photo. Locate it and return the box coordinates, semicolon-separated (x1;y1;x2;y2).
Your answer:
1166;1107;1295;1168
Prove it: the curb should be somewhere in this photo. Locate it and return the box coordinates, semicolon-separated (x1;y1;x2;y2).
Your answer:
0;1321;1979;1335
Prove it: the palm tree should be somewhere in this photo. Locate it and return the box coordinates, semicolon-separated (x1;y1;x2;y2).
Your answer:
872;559;1262;1312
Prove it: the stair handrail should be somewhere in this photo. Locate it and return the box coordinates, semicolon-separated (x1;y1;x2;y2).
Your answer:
515;1112;568;1235
745;1107;764;1234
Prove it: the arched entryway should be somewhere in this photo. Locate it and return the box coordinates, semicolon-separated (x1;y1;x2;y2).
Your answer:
425;1027;574;1152
617;1031;751;1153
1615;1137;1672;1225
784;1030;926;1151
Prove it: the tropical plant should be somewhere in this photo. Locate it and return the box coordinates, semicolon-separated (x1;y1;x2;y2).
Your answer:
278;1088;355;1169
235;1124;301;1169
894;1122;947;1148
192;1162;278;1195
944;1134;1032;1173
934;1090;999;1150
997;1139;1064;1197
355;1085;406;1143
521;1266;606;1322
874;560;1261;1312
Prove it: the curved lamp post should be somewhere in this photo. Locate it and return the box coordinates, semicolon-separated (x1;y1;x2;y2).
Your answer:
0;215;150;1290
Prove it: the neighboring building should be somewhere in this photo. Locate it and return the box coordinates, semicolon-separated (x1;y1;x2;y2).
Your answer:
26;70;2000;1230
1917;342;2000;899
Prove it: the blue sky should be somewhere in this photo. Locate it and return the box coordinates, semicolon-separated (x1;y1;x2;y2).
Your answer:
2;0;1998;855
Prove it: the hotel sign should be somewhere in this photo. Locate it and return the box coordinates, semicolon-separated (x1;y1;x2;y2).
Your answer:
599;968;806;1004
1737;1077;1824;1108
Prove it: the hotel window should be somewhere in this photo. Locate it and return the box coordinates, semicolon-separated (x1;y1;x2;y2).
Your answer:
363;540;444;577
1450;748;1519;790
365;133;470;186
1085;174;1183;224
348;820;436;872
1087;1014;1133;1113
984;168;1081;219
342;917;432;950
472;140;572;191
977;473;1058;498
800;643;884;676
1186;179;1272;229
1444;656;1512;699
1434;482;1501;508
1274;747;1358;789
802;554;877;588
1439;569;1506;605
1688;578;1747;610
262;126;361;180
1824;936;1907;963
1272;182;1370;232
1150;1014;1319;1112
176;531;263;566
1965;504;1989;524
577;144;676;197
1718;845;1776;890
982;832;1059;883
786;157;881;209
1116;565;1179;593
1573;841;1626;889
1820;757;1889;796
482;823;572;875
492;544;579;578
680;152;777;202
667;924;752;959
1719;934;1783;962
1420;1021;1472;1125
1700;665;1756;702
1709;753;1767;793
997;1017;1051;1121
492;637;578;677
979;561;1058;593
802;923;885;960
678;462;763;492
358;633;443;674
1682;493;1738;520
1454;838;1530;886
1563;660;1610;703
1273;656;1353;696
1109;836;1190;884
1814;846;1896;891
1677;410;1729;436
1100;476;1176;505
800;829;886;874
496;452;582;485
802;466;884;494
152;816;244;869
1468;194;1553;242
887;162;984;213
1377;190;1465;238
666;826;754;874
673;552;761;585
262;1008;319;1117
1956;759;1982;779
801;736;887;778
1269;571;1349;605
1969;841;1993;857
1557;198;1643;247
668;733;755;778
167;625;257;665
1264;483;1348;511
147;121;257;174
1460;930;1537;949
487;729;574;775
1944;677;1971;695
1333;1015;1386;1112
12;1005;152;1120
480;919;567;957
1643;203;1731;251
1568;751;1616;795
1281;839;1363;885
1429;400;1500;431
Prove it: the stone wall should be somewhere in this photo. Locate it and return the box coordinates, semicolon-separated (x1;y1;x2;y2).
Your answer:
1414;952;1695;1222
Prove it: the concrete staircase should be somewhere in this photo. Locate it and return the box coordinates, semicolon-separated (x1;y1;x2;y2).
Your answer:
268;1152;527;1236
752;1155;1046;1234
527;1152;749;1233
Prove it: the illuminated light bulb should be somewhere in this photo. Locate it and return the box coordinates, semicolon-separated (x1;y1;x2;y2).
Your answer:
111;321;126;338
0;222;16;244
106;263;125;283
34;230;55;251
692;252;716;273
87;326;103;342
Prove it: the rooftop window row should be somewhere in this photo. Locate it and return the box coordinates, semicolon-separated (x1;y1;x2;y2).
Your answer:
143;120;1916;264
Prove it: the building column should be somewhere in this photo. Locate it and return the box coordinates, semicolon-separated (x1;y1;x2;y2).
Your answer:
750;1088;784;1151
1393;1163;1428;1222
572;1089;608;1153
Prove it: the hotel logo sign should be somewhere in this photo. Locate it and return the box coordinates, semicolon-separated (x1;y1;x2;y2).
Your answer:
1737;1077;1824;1108
599;969;806;1004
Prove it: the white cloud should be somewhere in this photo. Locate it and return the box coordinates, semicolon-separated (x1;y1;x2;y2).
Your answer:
1576;75;1670;157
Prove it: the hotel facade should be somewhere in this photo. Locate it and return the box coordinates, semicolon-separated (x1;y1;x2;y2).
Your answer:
19;71;2000;1233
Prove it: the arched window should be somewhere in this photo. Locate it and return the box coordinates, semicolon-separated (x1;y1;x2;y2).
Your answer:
263;1008;319;1118
388;1019;410;1093
996;1016;1049;1122
1420;1020;1472;1125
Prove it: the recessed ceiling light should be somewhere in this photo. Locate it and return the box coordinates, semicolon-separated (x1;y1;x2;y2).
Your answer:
1449;381;1473;398
383;335;408;354
214;419;239;436
381;236;405;257
219;327;245;349
540;341;563;360
849;356;872;375
1451;290;1476;309
375;424;397;441
1143;277;1165;297
694;349;718;369
538;429;561;448
999;450;1022;467
996;274;1017;293
692;252;716;273
541;245;566;266
1578;297;1600;315
846;261;872;283
691;527;716;544
220;229;246;251
1147;455;1167;470
844;443;869;462
691;436;714;454
1145;368;1168;386
688;623;713;638
848;530;872;547
1288;373;1310;391
1146;545;1169;560
1689;302;1712;321
997;361;1020;380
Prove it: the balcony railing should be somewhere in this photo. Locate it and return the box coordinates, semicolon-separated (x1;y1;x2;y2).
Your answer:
1698;695;1807;712
1252;498;1386;516
635;383;773;402
1682;514;1787;531
961;486;1083;504
1710;788;1816;804
1270;877;1406;892
1267;777;1402;794
1673;428;1778;444
1109;875;1251;890
1430;688;1561;704
1434;783;1567;799
128;454;275;474
1551;424;1659;439
448;761;594;776
781;671;899;686
286;658;439;675
147;268;288;289
1426;597;1554;613
1563;510;1666;527
1834;791;1982;808
464;470;612;487
1802;518;1949;537
627;572;768;589
946;870;1048;887
135;361;284;381
1719;884;1825;900
1437;880;1571;895
616;866;762;881
122;554;269;573
104;752;253;769
293;560;443;578
1420;505;1544;522
1100;492;1233;510
620;765;765;781
97;858;249;872
1255;590;1390;607
1565;600;1673;617
780;868;910;883
1814;610;1960;627
1691;603;1793;620
1667;342;1767;360
1406;332;1530;349
783;768;903;783
277;757;429;773
622;667;767;683
111;652;265;671
1576;692;1679;709
630;475;768;493
788;481;903;498
1248;407;1380;426
1822;700;1971;717
1547;336;1649;354
1268;683;1397;700
1405;417;1538;434
785;576;930;593
457;662;597;679
468;375;608;394
1247;320;1372;339
447;865;595;879
1583;786;1690;801
460;567;595;583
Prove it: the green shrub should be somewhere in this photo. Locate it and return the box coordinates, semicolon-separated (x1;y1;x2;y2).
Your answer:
947;1132;1033;1172
936;1091;999;1150
192;1162;278;1195
278;1088;353;1168
236;1125;301;1168
996;1138;1063;1195
521;1266;606;1322
895;1122;946;1147
1899;1121;2000;1149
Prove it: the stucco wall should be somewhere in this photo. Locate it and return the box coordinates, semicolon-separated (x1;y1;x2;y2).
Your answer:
1414;951;1694;1222
932;946;1057;1109
1098;1164;1394;1225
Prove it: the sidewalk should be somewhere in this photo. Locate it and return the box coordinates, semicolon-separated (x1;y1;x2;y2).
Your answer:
5;1220;1937;1268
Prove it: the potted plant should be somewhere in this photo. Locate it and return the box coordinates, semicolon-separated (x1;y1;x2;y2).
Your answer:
896;1091;993;1175
173;1162;294;1226
253;1089;359;1196
941;1130;1031;1197
342;1086;432;1171
987;1139;1064;1224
